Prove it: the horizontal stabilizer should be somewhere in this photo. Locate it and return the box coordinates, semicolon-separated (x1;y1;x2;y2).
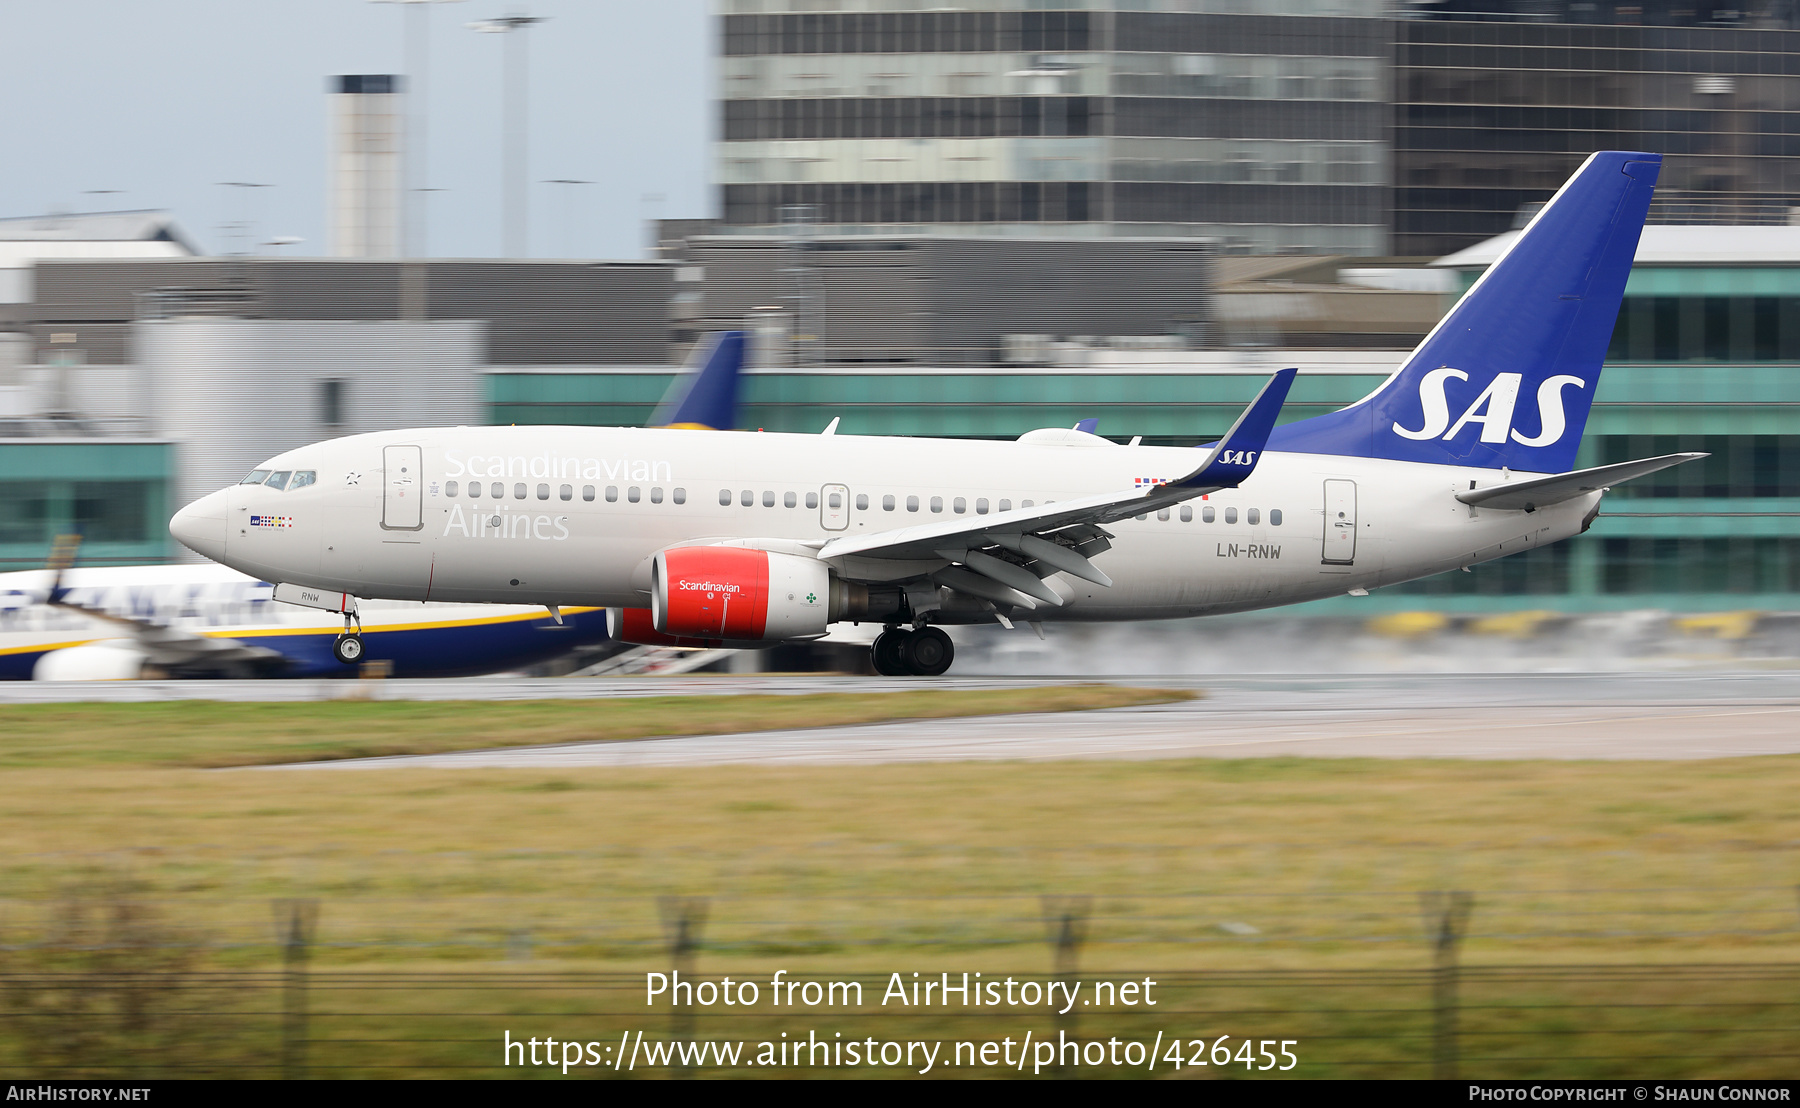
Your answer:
1456;452;1706;511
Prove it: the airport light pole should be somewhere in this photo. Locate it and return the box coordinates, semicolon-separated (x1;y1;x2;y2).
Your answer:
372;0;462;258
469;9;548;258
541;179;592;257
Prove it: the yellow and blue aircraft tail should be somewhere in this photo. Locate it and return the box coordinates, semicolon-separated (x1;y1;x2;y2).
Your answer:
653;330;747;430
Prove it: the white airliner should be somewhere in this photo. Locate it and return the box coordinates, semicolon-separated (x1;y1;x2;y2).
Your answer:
172;152;1702;677
1;332;748;680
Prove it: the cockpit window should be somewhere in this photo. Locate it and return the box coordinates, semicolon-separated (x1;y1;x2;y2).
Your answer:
265;471;293;490
288;470;316;490
240;470;270;485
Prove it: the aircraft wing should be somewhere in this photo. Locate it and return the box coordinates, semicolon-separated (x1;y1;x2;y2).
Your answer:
815;370;1296;608
44;591;282;669
1455;452;1707;511
40;539;280;670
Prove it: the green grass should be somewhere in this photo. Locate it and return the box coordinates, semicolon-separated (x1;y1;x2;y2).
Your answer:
0;686;1192;768
2;691;1799;1078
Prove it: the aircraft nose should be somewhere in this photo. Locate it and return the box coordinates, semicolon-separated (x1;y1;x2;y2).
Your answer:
170;489;230;561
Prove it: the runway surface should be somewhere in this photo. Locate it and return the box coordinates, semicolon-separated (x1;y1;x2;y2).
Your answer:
231;671;1800;768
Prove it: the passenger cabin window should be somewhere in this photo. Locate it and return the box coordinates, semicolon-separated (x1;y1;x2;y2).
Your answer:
806;492;819;509
265;471;292;490
763;490;775;507
719;489;732;505
784;491;797;508
1158;508;1169;521
289;471;316;490
537;483;550;500
976;498;989;514
650;487;664;504
1202;506;1215;522
999;499;1011;512
741;490;753;506
883;494;895;511
953;497;966;514
856;493;869;510
1270;509;1283;526
930;496;943;513
1022;500;1034;508
629;487;642;503
1180;505;1192;522
514;483;527;500
467;482;481;499
1225;507;1238;524
241;470;270;485
559;484;572;501
583;485;595;502
673;488;686;505
490;482;503;498
606;486;619;503
446;480;459;497
907;495;919;512
1247;508;1260;525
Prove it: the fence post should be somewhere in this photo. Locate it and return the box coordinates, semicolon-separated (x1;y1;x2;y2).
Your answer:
1041;895;1091;1065
1419;890;1474;1081
657;895;708;1078
272;898;318;1080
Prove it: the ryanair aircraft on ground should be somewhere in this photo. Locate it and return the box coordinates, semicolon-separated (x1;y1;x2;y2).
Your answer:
2;331;746;679
172;152;1700;677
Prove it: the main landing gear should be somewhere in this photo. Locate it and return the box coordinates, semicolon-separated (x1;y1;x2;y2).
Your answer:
871;626;954;677
333;610;365;666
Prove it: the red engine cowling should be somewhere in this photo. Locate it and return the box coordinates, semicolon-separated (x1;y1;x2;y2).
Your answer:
651;546;832;642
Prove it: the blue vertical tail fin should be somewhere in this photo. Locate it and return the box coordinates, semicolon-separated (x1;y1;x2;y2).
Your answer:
652;330;747;430
1268;151;1661;473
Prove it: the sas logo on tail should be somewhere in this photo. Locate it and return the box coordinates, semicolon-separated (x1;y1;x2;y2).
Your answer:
1216;450;1258;467
1393;369;1584;447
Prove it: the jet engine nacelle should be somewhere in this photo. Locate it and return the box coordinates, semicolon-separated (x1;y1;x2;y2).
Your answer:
32;641;149;681
608;606;724;649
651;546;831;642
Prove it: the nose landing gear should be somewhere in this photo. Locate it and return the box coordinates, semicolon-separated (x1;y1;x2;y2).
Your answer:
333;610;365;666
870;625;954;677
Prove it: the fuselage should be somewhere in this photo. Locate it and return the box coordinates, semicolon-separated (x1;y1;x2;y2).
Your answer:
0;562;607;679
173;424;1599;625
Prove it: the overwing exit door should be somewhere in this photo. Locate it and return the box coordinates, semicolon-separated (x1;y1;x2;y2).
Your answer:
820;484;850;531
1321;479;1356;565
382;445;423;530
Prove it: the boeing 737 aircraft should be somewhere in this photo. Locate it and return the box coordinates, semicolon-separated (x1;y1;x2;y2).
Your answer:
172;153;1702;677
2;331;747;679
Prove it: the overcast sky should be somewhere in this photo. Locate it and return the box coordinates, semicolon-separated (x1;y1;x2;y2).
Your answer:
0;0;710;259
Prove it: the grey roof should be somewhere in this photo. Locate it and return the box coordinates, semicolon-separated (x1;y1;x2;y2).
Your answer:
0;210;198;253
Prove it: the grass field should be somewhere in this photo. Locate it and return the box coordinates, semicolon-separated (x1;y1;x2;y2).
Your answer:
2;688;1798;1078
0;685;1190;768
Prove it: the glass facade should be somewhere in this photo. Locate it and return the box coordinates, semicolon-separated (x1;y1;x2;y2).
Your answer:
1395;14;1800;256
0;444;172;568
716;3;1390;253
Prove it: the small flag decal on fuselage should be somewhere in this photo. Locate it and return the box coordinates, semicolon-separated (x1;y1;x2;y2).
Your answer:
249;515;294;529
1135;477;1170;487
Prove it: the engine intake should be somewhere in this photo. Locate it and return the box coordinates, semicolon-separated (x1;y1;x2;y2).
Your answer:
651;546;832;642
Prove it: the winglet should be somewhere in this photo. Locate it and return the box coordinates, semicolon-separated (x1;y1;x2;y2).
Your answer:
1175;368;1297;488
45;533;81;605
652;330;747;429
1073;418;1099;434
